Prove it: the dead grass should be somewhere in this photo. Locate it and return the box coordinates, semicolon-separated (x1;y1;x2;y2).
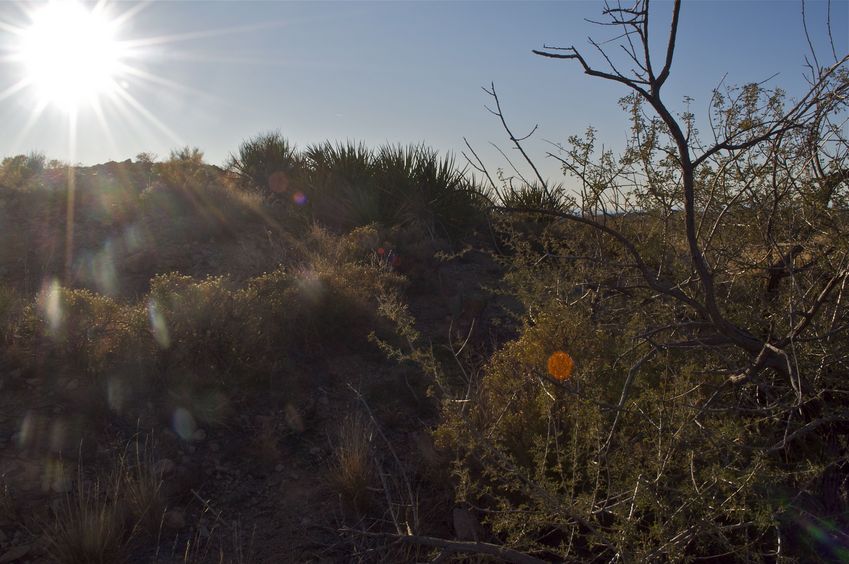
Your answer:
121;435;167;537
178;520;256;564
328;412;374;512
42;471;129;564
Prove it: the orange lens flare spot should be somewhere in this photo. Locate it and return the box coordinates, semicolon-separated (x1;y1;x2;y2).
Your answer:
547;351;574;381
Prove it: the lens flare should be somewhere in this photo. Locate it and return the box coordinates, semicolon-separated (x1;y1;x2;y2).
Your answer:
148;299;171;348
38;278;63;335
547;351;574;381
172;407;196;440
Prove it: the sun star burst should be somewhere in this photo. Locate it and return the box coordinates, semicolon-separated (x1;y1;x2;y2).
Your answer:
17;1;125;111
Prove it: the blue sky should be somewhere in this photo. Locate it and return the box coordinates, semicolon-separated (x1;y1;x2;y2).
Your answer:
1;0;846;181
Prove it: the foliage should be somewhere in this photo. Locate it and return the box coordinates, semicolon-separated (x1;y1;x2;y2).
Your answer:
226;131;302;201
328;412;375;512
157;147;210;190
497;181;567;213
0;152;46;189
43;471;130;564
304;141;484;237
304;140;380;231
433;1;849;561
374;144;483;237
19;284;149;377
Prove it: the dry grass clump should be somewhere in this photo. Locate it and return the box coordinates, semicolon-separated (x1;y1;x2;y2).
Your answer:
43;436;172;563
328;412;374;512
120;436;166;537
43;472;129;564
179;520;256;564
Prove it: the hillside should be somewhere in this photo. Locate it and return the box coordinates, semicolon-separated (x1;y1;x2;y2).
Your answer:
0;148;524;562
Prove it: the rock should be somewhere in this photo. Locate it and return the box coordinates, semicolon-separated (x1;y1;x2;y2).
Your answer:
163;509;186;530
191;429;206;442
0;545;31;563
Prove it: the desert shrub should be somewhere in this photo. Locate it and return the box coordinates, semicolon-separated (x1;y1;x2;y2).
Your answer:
147;273;244;381
237;261;395;362
226;131;303;201
434;291;794;561
19;283;148;377
0;283;21;345
428;190;849;561
145;226;403;383
156;147;210;190
0;152;46;189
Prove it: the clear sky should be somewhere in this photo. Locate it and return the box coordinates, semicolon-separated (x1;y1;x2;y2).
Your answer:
0;0;847;182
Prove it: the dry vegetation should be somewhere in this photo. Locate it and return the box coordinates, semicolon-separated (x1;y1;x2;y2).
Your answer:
0;1;848;562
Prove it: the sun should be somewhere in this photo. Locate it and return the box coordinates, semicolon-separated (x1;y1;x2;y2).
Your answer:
17;1;124;111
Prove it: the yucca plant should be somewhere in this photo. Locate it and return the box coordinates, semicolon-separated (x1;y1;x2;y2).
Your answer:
226;132;302;200
376;144;483;237
304;140;384;230
498;181;567;213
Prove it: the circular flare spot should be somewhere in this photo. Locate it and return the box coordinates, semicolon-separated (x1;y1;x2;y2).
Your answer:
547;351;574;381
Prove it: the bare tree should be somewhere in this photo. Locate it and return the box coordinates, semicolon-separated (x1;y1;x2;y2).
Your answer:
487;0;848;419
445;1;849;560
